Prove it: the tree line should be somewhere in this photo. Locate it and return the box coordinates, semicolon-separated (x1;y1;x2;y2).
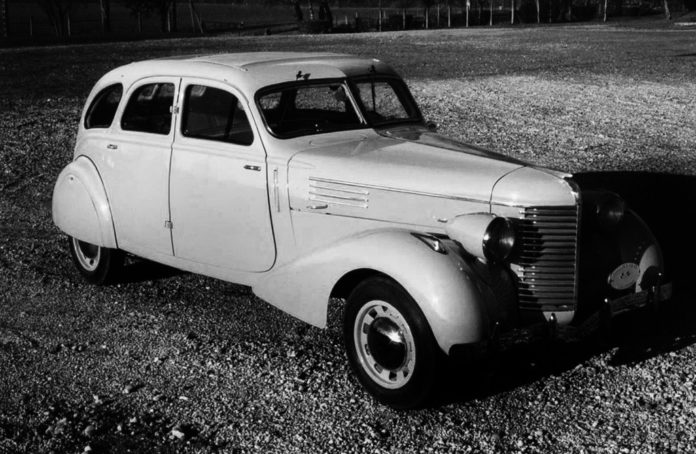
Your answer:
0;0;686;40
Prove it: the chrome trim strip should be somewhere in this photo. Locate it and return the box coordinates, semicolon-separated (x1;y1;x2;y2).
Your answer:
310;180;370;196
273;168;280;213
308;190;369;203
308;195;368;208
308;177;500;206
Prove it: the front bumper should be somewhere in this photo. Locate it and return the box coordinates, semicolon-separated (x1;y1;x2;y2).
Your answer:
603;282;673;318
448;281;674;359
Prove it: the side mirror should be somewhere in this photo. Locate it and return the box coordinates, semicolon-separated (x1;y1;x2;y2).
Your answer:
425;121;437;132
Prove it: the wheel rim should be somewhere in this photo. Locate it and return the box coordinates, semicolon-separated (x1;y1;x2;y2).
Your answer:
353;300;415;389
71;238;101;272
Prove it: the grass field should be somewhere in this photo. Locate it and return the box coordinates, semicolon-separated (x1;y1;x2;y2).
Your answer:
1;24;696;453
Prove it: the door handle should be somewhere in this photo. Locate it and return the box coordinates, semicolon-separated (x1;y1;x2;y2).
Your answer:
107;144;118;150
307;203;328;210
244;165;261;171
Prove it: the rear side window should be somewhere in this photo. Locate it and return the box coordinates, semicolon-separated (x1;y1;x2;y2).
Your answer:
121;83;175;135
84;84;122;129
181;85;254;146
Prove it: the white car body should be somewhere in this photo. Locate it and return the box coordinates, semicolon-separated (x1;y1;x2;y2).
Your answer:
52;52;670;408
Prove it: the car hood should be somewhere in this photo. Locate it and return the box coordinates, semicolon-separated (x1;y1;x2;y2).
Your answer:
287;128;574;228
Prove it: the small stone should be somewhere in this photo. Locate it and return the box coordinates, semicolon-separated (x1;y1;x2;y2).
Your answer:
54;418;68;435
83;425;95;437
123;384;135;394
171;429;185;440
179;395;189;401
83;446;92;453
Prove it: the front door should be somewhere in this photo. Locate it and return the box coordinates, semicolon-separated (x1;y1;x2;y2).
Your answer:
104;77;179;258
169;78;276;272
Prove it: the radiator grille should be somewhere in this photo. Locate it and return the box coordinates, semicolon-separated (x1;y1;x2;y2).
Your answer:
514;205;580;312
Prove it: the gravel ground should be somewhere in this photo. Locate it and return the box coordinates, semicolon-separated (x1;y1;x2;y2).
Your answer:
1;23;696;453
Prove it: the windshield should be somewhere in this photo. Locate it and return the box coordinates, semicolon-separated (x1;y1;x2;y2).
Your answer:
257;82;364;139
256;77;422;139
350;77;421;127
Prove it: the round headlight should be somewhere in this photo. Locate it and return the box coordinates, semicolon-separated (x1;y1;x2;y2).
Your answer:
483;217;516;262
596;194;626;230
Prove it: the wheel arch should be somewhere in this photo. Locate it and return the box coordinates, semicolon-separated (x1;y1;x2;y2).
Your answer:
52;156;118;249
253;229;491;354
330;268;390;300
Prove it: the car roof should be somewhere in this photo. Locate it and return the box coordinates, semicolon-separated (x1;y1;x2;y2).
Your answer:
99;52;400;98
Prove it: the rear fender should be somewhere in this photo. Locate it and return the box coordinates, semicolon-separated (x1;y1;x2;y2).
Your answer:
253;229;491;353
52;156;117;248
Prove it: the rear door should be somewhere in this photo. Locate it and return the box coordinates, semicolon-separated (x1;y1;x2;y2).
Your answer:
103;77;180;257
168;78;276;272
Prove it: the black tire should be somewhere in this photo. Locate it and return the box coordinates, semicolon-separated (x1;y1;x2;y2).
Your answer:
343;276;442;409
67;236;124;285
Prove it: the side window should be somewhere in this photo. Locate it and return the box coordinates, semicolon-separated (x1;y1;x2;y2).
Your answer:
181;85;254;146
121;83;175;135
84;83;122;129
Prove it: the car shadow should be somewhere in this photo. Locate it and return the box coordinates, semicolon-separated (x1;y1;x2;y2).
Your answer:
116;257;186;284
438;171;696;407
440;292;696;407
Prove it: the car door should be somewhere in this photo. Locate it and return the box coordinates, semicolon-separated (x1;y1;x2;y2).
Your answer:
102;77;180;258
168;79;276;272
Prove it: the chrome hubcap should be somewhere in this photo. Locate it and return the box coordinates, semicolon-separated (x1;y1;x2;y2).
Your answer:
72;238;100;272
354;300;415;389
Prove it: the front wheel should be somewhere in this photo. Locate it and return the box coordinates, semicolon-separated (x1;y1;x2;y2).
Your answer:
344;277;442;409
68;236;124;285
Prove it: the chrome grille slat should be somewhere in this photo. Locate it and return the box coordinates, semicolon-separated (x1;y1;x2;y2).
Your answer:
520;281;576;286
520;284;576;290
513;204;579;312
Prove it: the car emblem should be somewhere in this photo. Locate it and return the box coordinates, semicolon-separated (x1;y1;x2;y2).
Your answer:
607;263;640;290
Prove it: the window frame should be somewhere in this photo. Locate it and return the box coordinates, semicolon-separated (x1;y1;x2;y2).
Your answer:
347;75;424;129
84;83;123;130
179;83;255;147
120;81;177;136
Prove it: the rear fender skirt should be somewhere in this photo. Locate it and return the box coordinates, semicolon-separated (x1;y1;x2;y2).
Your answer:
52;156;117;248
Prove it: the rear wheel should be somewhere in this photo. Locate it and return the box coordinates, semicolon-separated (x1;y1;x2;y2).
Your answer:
344;276;441;409
68;236;123;285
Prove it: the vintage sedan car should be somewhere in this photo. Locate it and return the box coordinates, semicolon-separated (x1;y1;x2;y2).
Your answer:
53;52;671;409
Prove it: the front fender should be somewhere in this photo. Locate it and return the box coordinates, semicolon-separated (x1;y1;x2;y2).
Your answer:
253;229;491;353
52;156;117;248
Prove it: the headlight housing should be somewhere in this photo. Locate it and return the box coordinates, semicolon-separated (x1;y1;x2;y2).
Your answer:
595;192;626;230
482;217;516;262
446;214;516;263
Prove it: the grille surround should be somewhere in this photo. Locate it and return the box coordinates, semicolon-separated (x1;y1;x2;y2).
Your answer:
512;205;580;312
